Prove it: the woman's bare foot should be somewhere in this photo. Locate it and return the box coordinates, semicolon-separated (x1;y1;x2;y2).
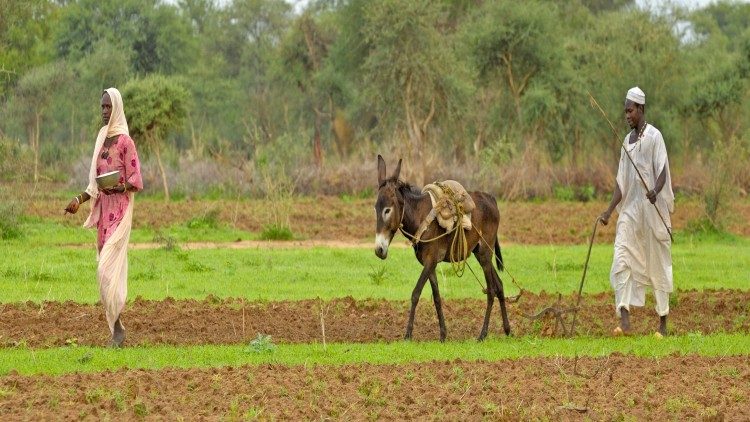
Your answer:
110;318;126;348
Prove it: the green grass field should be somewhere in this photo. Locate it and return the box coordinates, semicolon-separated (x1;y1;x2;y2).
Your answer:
2;219;749;379
1;333;747;376
1;220;748;303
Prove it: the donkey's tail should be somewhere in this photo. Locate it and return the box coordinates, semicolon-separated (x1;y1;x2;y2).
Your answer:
494;236;504;272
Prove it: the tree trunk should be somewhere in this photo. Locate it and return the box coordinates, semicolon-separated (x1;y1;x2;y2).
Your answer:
313;114;323;169
403;77;424;186
33;112;41;183
153;142;170;201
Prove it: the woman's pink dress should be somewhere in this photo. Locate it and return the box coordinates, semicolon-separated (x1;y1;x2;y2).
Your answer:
94;134;143;251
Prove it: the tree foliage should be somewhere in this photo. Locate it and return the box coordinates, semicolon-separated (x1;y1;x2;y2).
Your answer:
122;75;190;200
0;0;749;199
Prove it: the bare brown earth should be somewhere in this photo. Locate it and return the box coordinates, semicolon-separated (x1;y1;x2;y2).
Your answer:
2;290;748;348
2;355;749;420
28;196;750;244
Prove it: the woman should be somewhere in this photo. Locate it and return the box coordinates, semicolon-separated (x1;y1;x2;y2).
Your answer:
65;87;143;347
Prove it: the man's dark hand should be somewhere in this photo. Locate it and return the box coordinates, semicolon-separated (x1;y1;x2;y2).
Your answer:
599;210;612;226
646;189;658;204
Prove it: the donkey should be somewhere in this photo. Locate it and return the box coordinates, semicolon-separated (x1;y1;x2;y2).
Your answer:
374;155;511;341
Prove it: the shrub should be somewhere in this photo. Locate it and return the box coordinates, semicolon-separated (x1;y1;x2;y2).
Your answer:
0;137;34;182
0;189;23;239
259;224;294;241
185;208;220;229
702;136;748;230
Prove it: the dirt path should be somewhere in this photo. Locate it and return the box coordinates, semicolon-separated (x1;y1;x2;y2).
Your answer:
2;290;747;348
2;355;748;420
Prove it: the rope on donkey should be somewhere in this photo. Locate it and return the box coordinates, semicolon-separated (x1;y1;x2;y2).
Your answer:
399;182;527;301
398;184;482;292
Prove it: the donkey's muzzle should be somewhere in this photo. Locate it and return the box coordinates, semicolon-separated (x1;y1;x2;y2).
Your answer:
374;233;390;259
375;246;387;259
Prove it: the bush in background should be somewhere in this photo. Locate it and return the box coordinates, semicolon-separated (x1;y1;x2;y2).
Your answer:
0;186;24;239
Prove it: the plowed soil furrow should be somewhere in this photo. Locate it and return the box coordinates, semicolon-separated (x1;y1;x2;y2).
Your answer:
2;290;748;348
2;356;749;420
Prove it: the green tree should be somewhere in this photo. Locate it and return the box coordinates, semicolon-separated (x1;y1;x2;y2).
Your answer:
0;0;55;98
52;0;196;75
12;61;72;182
691;0;750;51
580;0;634;14
279;11;339;165
574;9;686;159
464;0;563;123
361;0;470;185
122;75;190;201
214;0;293;153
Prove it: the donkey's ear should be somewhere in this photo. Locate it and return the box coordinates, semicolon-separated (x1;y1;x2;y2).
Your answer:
377;154;386;185
378;154;385;186
391;158;402;181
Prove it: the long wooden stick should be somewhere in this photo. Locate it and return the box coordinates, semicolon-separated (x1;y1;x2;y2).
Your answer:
569;216;601;336
587;91;673;242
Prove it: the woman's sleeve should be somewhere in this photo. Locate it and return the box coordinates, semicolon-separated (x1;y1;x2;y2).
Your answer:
122;135;144;191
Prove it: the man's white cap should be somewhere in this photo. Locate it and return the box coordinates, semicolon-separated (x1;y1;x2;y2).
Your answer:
626;87;645;105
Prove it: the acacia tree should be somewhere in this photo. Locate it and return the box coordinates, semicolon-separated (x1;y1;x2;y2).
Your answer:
13;61;71;182
464;1;562;125
122;75;190;201
361;0;469;186
279;11;338;167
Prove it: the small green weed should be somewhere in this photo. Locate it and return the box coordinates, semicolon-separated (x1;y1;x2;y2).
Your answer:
244;407;264;420
357;379;386;407
368;265;388;285
84;388;104;404
133;399;148;417
112;391;126;411
185;260;212;273
482;402;499;415
245;333;276;354
153;231;180;251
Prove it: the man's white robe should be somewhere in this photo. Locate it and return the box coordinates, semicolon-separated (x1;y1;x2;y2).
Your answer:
611;124;674;316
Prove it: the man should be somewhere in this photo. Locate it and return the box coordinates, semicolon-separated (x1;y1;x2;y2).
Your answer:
600;87;674;337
